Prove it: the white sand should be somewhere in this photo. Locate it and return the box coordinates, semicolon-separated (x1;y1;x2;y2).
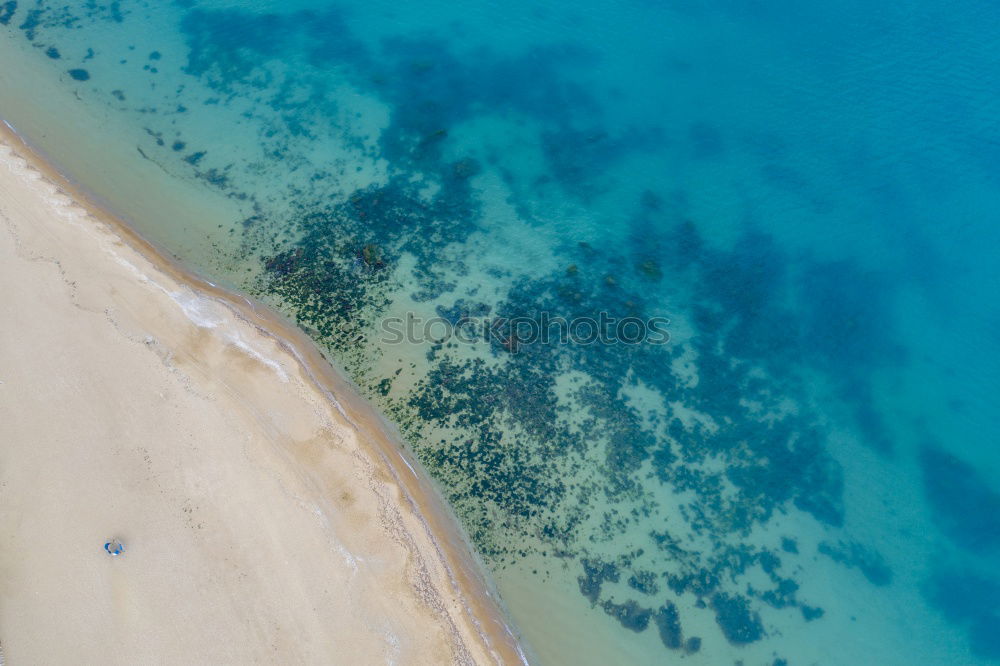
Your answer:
0;131;522;664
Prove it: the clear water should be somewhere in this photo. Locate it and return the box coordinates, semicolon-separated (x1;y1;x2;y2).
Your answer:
2;1;999;663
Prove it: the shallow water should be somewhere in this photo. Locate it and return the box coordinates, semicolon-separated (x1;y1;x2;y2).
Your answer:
2;1;999;663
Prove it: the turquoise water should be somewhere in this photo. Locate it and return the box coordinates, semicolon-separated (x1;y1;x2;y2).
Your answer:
2;1;1000;663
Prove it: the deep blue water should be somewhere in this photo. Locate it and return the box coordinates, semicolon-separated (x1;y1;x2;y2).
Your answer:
2;0;999;662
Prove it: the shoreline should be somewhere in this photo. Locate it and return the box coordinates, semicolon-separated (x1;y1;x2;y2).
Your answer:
0;120;527;664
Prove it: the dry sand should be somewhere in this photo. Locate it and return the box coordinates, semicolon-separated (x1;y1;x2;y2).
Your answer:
0;128;524;664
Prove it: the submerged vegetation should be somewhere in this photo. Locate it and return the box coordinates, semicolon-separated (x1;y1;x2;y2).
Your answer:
5;0;996;660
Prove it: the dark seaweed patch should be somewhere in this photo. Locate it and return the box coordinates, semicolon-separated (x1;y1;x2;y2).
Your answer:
45;45;59;59
373;37;601;172
578;558;621;604
181;9;290;87
540;126;658;200
248;172;482;356
18;8;41;39
67;68;90;81
818;540;893;586
380;216;854;645
711;593;765;644
801;605;824;621
925;568;1000;660
600;599;652;633
180;7;364;95
799;260;902;371
921;446;1000;553
14;1;118;42
755;577;799;609
653;602;683;649
627;570;660;596
0;1;15;26
179;6;636;199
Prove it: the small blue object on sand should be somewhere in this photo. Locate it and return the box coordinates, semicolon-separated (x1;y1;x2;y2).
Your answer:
104;539;124;556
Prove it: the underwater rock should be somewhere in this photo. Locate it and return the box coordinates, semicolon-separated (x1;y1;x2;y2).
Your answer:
68;68;90;81
361;243;385;269
636;259;663;281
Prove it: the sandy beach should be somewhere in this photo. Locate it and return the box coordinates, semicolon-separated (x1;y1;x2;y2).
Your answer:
0;128;522;664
